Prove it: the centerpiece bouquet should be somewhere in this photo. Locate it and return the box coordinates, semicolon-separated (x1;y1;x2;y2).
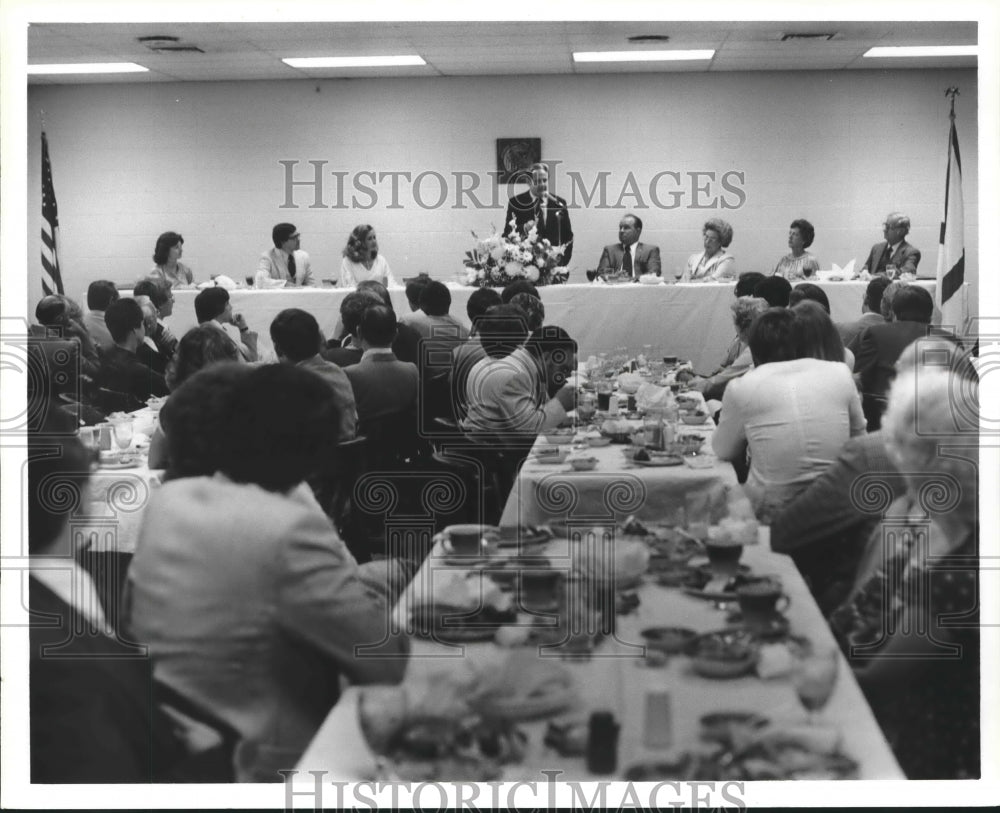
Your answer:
463;217;570;288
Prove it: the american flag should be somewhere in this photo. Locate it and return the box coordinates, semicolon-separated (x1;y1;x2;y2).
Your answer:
41;131;64;295
935;103;965;331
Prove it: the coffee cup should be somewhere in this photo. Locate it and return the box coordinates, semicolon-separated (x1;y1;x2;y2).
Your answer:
446;525;485;556
520;569;564;613
704;538;743;576
736;579;790;623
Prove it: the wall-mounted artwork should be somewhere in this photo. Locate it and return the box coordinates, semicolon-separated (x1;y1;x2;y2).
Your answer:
496;138;541;184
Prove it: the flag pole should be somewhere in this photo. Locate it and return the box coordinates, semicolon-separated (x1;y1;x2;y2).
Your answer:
935;86;966;335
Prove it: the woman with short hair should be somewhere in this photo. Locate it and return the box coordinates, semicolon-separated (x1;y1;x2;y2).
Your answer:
683;218;736;282
150;232;194;287
773;218;819;280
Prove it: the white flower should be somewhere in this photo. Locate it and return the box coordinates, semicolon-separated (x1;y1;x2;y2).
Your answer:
535;256;546;268
505;260;523;277
490;244;505;262
526;265;540;282
477;269;486;281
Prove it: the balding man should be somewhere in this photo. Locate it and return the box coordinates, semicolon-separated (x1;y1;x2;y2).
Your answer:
861;212;921;279
503;163;573;266
595;214;661;281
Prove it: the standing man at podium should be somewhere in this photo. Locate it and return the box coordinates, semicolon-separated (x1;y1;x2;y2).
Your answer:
503;163;573;266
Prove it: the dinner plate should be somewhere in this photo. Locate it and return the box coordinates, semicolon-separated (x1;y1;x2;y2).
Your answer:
633;456;684;467
494;526;552;549
478;687;577;721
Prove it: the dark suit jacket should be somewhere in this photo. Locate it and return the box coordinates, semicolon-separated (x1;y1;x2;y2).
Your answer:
854;320;932;399
862;239;922;278
596;242;662;279
503;190;574;265
29;577;178;783
344;352;419;423
98;345;169;405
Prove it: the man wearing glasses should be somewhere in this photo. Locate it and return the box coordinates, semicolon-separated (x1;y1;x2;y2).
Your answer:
861;212;922;279
256;222;314;286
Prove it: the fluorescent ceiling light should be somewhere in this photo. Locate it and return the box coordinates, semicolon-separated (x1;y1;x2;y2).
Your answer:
574;50;714;63
863;45;976;58
27;62;149;75
282;55;426;68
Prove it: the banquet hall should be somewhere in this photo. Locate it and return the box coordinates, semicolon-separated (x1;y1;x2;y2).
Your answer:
2;7;994;809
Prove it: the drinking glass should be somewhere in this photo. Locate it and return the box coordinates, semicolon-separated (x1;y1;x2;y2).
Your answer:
794;647;840;724
111;418;133;461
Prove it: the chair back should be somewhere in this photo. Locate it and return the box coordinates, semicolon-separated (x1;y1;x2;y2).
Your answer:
27;338;82;431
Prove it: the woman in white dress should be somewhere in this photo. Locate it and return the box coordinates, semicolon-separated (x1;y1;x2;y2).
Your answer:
150;231;194;287
773;219;820;280
339;225;398;288
683;218;736;282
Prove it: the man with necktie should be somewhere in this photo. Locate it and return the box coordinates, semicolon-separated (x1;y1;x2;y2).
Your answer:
861;212;922;279
256;222;314;286
503;163;574;266
594;214;662;281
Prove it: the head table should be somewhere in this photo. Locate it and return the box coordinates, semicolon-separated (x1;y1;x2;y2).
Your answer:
163;279;959;373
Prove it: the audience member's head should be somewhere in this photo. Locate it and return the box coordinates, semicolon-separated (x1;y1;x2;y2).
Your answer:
160;363;251;479
404;273;432;311
28;412;94;554
525;325;578;395
418;280;452;317
753;276;792;308
509;292;545;331
788;218;815;249
748;307;798;366
153;231;184;266
792;300;846;363
477;304;530;359
891;285;934;324
703;218;734;249
356;304;397;349
340;291;381;338
880;281;907;321
271;222;298;249
35;295;70;328
730;296;770;341
788;282;831;314
194;287;231;324
165;324;241;391
219;365;343;492
135;297;160;334
356;279;392;310
134;277;174;317
104;298;145;344
344;224;377;263
86;280;119;312
863;276;892;315
466;287;502;330
501;279;540;304
270;308;322;363
735;272;767;298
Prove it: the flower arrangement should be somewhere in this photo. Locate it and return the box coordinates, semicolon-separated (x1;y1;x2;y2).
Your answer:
463;217;569;287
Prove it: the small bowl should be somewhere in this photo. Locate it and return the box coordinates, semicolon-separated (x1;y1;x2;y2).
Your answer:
680;411;708;426
692;653;757;679
569;456;598;471
585;436;612;448
641;626;698;654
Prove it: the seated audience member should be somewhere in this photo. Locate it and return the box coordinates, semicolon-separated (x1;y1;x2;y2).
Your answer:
839;276;890;348
687;296;769;401
787;282;831;313
853;284;940;430
523;325;579;400
509;292;545;331
752;275;792;308
829;366;978;779
150;231;194;287
270;308;357;442
194;286;258;362
860;212;921;278
400;280;470;341
683;218;736;282
83;280;119;352
462;307;575;441
99;298;169;408
134;277;179;360
134;296;169;376
771;336;973;614
450;288;503;420
773;218;819;280
257;222;313;287
344;305;419;426
355;279;422;364
35;294;101;378
28;415;182;782
595;214;662;280
126;364;409;782
792;300;854;370
404;273;432;312
339;224;397;288
321;291;379;367
877;280;907;322
712;307;865;522
735;271;767;298
501;279;540;304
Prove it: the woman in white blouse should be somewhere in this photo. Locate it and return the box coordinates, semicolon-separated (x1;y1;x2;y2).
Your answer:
683;218;736;282
773;219;820;280
150;231;194;287
339;225;398;288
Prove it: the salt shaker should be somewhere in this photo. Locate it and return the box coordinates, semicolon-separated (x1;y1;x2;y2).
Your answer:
586;711;620;774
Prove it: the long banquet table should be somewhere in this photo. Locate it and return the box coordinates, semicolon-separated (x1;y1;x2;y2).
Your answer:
164;280;963;373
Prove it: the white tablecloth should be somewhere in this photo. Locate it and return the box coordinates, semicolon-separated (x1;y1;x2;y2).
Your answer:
165;280;964;372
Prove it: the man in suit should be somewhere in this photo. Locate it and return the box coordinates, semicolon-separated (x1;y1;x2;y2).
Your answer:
860;212;922;278
99;298;169;408
838;276;890;348
344;305;419;424
194;286;259;362
853;285;949;429
256;222;314;287
83;279;119;353
503;162;574;266
595;214;662;280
